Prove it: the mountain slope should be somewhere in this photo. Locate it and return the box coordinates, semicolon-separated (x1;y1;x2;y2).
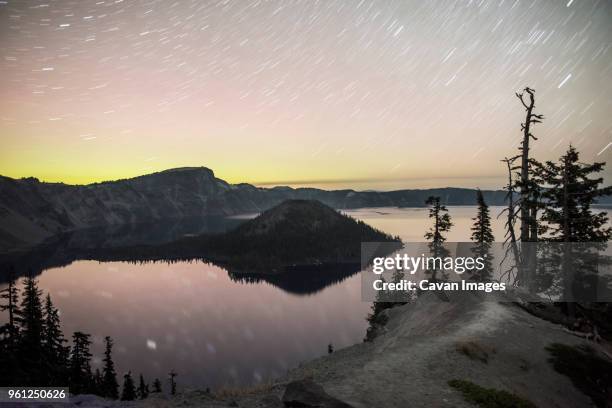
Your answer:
0;167;508;251
197;199;401;271
0;168;230;250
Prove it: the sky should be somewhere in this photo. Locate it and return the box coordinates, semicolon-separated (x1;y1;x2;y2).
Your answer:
0;0;611;190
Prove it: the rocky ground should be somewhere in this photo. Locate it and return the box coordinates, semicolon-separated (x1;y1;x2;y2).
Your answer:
25;290;610;408
284;291;604;408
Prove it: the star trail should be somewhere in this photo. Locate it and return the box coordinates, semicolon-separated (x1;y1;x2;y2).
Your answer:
0;0;610;189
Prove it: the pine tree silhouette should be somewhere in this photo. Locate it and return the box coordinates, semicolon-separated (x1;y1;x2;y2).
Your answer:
539;145;611;242
424;196;452;281
137;373;149;399
538;146;612;315
470;190;495;281
18;275;45;385
0;269;23;385
101;336;119;399
69;331;93;394
152;378;162;393
121;371;137;401
424;196;452;244
471;190;495;244
43;294;69;385
0;268;21;347
0;277;134;395
364;275;389;342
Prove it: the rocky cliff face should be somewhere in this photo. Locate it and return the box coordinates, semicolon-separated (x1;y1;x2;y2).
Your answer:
0;167;232;250
0;167;508;251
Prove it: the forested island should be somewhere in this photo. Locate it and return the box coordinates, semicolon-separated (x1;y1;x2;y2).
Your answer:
85;199;402;273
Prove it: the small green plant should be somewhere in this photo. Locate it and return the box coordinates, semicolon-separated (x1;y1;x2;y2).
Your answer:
448;379;536;408
546;343;612;408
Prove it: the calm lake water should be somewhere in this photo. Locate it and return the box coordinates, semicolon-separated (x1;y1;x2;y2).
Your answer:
5;205;601;389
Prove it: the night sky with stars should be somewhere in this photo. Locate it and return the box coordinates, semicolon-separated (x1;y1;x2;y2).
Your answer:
1;0;611;189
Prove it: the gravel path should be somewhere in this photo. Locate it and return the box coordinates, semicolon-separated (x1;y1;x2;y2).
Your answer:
287;291;598;408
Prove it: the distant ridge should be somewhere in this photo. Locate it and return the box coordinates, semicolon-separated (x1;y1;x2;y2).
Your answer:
0;166;509;251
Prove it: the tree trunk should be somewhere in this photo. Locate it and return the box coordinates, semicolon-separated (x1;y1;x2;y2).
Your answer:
520;91;534;242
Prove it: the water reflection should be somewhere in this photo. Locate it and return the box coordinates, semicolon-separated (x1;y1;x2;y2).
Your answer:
16;260;369;388
0;216;245;283
0;215;369;388
228;263;361;295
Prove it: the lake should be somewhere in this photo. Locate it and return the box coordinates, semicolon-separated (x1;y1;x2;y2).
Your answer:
1;205;595;389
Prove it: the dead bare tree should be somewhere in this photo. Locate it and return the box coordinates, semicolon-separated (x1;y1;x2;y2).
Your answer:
515;87;544;243
499;157;521;284
514;87;544;290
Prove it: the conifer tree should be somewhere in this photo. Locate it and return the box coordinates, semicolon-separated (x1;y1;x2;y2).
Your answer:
364;275;388;342
121;371;137;401
18;275;45;385
424;196;453;244
43;294;69;385
540;145;611;242
152;378;162;393
471;190;495;280
538;146;611;314
471;190;495;244
0;270;21;347
425;196;452;281
69;331;93;394
0;271;22;385
364;268;410;342
101;336;119;399
138;373;149;399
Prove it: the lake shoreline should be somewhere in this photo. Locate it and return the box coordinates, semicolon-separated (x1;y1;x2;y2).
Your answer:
2;205;610;395
58;290;609;407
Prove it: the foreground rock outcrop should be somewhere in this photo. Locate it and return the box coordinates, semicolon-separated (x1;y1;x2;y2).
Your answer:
285;291;608;408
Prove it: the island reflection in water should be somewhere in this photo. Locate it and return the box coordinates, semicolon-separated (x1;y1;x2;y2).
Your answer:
23;260;369;388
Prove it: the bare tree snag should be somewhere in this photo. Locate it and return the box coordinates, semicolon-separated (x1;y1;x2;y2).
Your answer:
515;87;544;242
